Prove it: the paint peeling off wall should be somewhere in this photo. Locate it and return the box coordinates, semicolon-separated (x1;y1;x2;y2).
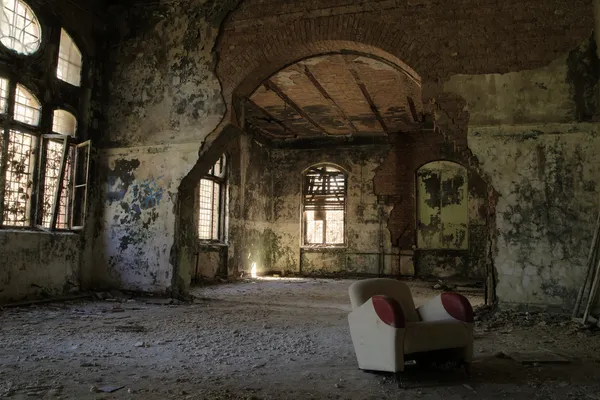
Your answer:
92;144;199;293
470;123;600;311
417;161;469;250
0;231;81;302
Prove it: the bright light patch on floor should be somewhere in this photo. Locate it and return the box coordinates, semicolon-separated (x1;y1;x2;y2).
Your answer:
251;262;257;278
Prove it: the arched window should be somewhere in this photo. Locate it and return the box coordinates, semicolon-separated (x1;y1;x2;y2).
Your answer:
0;5;91;231
303;164;346;246
52;109;77;136
57;29;82;87
0;0;42;55
416;161;468;250
14;84;40;125
198;155;226;241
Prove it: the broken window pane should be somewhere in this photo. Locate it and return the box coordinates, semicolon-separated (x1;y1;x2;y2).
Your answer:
41;140;73;229
0;0;41;55
56;28;82;87
0;77;9;113
52;109;77;136
3;130;35;226
303;165;346;245
14;84;40;126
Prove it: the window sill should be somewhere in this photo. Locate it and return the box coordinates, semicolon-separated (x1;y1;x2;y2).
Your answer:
301;246;347;253
197;241;228;250
0;228;80;236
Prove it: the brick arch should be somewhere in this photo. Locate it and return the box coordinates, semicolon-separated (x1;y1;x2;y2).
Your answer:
216;16;436;126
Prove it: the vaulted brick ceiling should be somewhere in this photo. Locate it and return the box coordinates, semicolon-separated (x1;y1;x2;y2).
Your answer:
245;53;423;141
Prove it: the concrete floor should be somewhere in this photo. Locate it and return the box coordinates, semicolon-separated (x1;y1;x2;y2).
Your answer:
1;278;600;399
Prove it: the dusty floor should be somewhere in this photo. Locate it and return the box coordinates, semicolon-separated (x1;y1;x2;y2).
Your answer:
2;278;600;399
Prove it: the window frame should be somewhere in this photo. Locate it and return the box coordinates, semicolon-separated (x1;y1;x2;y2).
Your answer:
0;2;91;232
197;155;227;243
0;0;43;56
301;164;347;248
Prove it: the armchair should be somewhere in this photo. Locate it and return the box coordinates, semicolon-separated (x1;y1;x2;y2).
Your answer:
348;278;474;373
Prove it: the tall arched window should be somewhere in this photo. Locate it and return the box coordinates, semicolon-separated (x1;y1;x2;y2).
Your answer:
303;164;346;246
197;155;226;241
0;1;91;230
416;161;468;250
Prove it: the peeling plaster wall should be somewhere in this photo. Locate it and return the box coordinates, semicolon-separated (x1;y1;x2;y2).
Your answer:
445;37;600;310
0;232;81;302
227;135;274;277
227;141;396;277
92;144;198;292
94;0;242;293
470;124;600;311
272;146;393;276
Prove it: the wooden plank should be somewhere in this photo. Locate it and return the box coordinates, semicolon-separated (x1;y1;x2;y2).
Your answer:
264;80;330;135
302;65;359;134
346;66;389;134
573;198;600;318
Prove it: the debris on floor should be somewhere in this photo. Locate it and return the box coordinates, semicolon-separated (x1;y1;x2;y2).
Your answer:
505;351;571;365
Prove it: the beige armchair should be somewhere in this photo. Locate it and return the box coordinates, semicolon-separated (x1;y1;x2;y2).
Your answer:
348;278;474;374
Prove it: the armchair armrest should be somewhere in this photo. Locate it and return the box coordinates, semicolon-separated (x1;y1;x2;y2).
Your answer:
348;295;407;372
417;293;474;323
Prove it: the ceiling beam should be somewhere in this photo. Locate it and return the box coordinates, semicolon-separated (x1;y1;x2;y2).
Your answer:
345;59;389;134
263;80;330;136
407;96;419;122
246;99;295;137
301;65;359;135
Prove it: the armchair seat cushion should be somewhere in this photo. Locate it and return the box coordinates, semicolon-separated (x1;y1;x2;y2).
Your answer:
403;320;471;355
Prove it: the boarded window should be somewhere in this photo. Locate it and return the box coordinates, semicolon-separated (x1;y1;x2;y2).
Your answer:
417;161;468;250
198;155;226;241
303;165;346;245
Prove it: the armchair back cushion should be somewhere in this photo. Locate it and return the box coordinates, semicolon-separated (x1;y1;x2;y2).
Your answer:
349;278;420;323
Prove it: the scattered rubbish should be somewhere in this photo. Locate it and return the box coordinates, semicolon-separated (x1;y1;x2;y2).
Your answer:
505;351;570;365
134;341;148;348
98;385;125;393
463;384;476;392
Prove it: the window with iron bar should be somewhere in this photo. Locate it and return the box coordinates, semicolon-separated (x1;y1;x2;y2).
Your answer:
0;1;91;231
0;80;90;230
197;155;227;241
303;165;346;246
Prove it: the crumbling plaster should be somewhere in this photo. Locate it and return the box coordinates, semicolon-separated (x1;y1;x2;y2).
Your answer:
93;0;600;310
92;144;198;292
0;232;81;302
446;38;600;310
226;137;397;277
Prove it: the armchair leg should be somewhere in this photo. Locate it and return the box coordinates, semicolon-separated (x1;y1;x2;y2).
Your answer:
394;372;407;389
464;362;471;377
